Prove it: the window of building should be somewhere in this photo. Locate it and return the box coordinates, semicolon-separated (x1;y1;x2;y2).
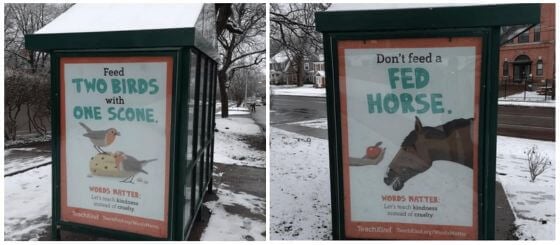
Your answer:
518;31;529;43
537;60;543;76
304;62;309;71
503;61;509;77
534;24;541;42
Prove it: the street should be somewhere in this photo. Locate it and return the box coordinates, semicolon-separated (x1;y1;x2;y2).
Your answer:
271;95;327;139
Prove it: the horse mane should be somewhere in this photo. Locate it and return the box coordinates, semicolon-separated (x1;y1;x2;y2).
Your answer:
401;118;473;147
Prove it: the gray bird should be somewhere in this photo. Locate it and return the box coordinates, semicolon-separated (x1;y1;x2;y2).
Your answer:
79;122;120;153
113;151;157;183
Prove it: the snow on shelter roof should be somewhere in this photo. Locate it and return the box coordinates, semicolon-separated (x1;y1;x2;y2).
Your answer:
36;4;202;34
26;3;218;59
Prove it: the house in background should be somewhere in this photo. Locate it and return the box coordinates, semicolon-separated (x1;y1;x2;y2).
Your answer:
270;50;297;85
270;50;325;87
499;3;555;87
309;54;326;88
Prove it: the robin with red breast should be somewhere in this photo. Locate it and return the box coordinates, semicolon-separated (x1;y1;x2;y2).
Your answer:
113;151;157;183
79;122;120;154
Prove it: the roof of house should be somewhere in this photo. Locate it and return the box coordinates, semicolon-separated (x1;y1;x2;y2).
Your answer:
315;71;325;77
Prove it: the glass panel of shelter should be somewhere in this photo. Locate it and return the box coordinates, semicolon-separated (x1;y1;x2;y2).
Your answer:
183;50;198;232
206;63;215;183
200;57;209;195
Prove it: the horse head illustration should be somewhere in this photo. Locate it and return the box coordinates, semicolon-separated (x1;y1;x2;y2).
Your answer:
384;116;474;191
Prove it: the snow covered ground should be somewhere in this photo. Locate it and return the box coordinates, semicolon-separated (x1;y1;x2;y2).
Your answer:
4;165;52;241
271;84;326;97
5;133;51;148
213;117;265;168
499;91;555;108
287;118;328;130
201;188;265;241
270;127;332;240
5;147;51;175
200;114;266;241
215;106;251;116
496;136;556;240
498;100;556;108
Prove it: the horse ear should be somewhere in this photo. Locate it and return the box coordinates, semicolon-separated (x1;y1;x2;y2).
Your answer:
414;116;423;133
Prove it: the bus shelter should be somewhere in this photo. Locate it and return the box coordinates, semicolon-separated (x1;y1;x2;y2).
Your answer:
315;3;540;240
25;3;218;240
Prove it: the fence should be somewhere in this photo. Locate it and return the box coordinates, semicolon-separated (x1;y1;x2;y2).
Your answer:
499;78;555;102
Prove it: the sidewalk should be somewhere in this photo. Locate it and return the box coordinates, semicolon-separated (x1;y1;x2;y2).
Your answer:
190;110;266;240
251;104;266;131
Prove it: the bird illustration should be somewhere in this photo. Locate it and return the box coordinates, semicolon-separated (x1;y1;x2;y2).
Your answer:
113;151;157;184
79;122;120;154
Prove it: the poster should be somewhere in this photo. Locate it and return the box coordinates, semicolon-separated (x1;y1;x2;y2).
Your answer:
338;37;481;239
60;56;172;238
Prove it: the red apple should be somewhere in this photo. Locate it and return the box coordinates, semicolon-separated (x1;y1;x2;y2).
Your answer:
366;146;381;159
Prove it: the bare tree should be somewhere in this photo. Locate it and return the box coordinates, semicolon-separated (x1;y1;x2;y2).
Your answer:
4;3;71;140
5;3;71;72
270;3;329;86
216;3;265;118
525;145;552;182
228;68;264;107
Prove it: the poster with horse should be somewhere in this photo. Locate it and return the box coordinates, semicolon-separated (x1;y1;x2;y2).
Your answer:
338;37;481;239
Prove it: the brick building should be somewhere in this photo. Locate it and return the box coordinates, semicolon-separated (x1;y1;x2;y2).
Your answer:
499;4;555;85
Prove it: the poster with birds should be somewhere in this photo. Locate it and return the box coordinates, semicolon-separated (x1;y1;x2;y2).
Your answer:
59;56;173;238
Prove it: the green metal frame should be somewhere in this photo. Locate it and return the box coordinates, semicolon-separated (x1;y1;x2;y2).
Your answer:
316;4;540;33
178;48;218;240
323;28;500;240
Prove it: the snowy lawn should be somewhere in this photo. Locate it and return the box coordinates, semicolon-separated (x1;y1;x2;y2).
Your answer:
496;136;555;240
287;118;328;130
216;105;250;117
271;84;326;97
498;100;555;108
5;133;51;148
5;147;51;175
499;91;555;107
201;187;265;241
270;127;331;240
213;117;265;168
4;165;52;241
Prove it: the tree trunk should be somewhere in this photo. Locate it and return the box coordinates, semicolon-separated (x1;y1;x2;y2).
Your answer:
26;104;32;133
218;69;229;118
